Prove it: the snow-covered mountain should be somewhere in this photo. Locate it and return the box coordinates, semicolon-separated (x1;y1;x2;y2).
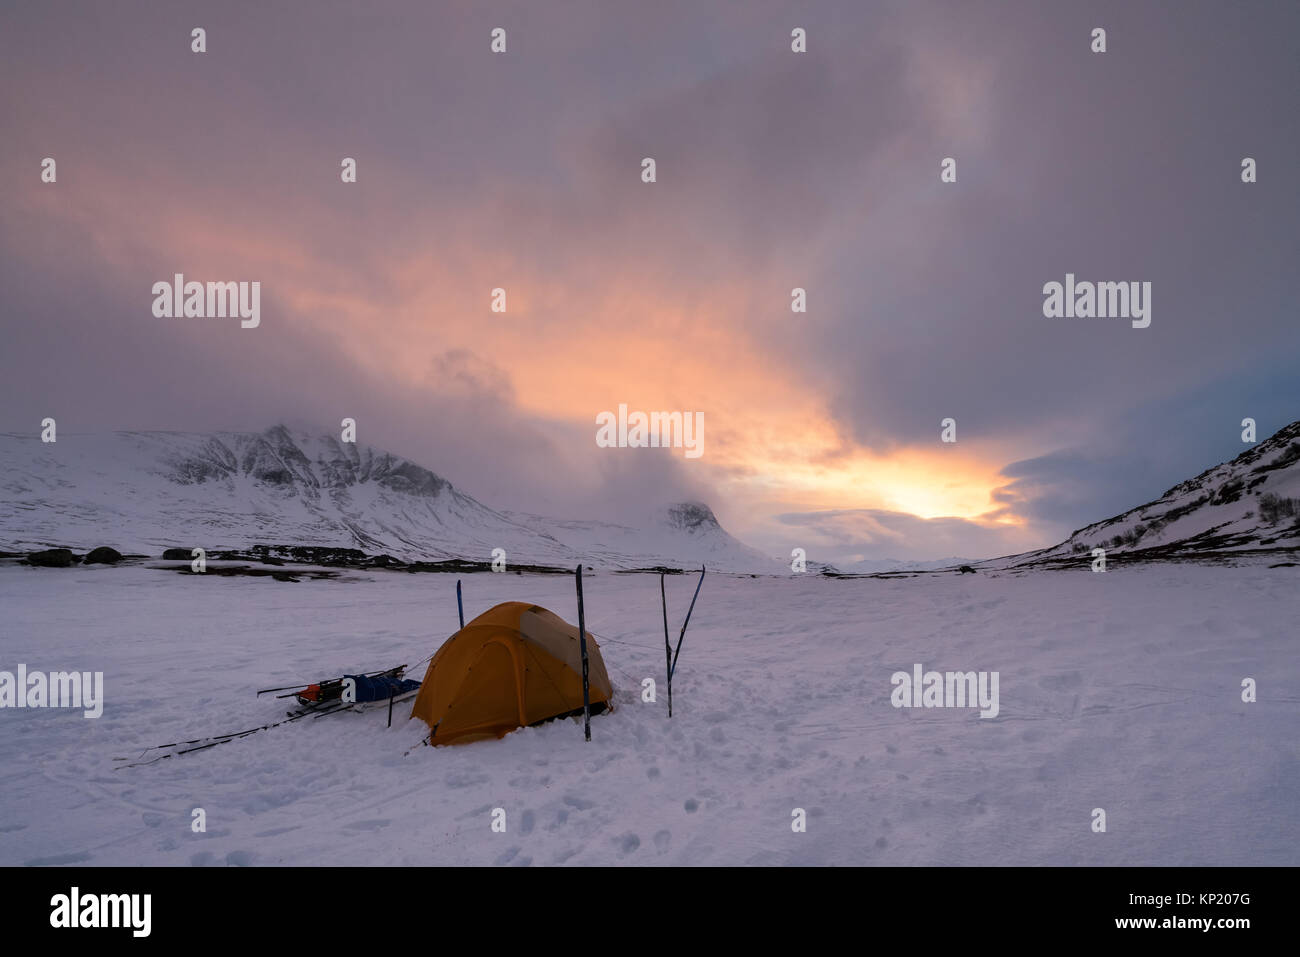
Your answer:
996;419;1300;568
502;501;776;572
0;426;777;572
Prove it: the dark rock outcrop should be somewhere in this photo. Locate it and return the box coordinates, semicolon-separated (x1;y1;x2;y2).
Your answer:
26;548;80;567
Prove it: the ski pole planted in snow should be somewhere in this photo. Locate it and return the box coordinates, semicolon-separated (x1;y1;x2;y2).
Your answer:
661;572;674;717
669;566;706;693
456;578;464;630
575;564;592;741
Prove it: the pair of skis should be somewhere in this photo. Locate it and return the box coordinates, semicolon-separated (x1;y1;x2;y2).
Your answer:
551;563;706;742
118;578;471;769
115;679;426;769
661;566;706;718
112;696;359;769
571;564;705;740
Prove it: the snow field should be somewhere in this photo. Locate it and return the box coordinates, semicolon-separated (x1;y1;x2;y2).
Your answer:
0;562;1295;865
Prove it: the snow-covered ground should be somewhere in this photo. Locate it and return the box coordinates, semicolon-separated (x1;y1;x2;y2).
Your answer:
1;561;1295;866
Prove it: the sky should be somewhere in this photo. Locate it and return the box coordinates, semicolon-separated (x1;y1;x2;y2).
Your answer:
1;0;1297;565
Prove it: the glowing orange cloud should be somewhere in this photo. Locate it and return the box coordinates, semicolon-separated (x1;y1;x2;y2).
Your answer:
16;162;1019;534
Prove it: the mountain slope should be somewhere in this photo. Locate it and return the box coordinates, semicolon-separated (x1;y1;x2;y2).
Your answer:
0;426;776;572
504;502;777;572
997;420;1300;567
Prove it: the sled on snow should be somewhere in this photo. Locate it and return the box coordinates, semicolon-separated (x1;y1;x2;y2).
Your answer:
288;667;422;711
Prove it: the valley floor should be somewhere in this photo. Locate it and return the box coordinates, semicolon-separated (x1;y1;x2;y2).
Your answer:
0;562;1295;866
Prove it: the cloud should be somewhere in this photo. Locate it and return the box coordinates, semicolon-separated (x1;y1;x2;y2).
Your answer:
772;507;1039;564
1;0;1297;561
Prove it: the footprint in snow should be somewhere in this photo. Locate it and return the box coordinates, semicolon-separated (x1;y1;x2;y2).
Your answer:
615;833;640;856
445;771;490;789
342;819;390;832
653;829;671;853
461;803;495;820
584;751;623;773
1039;671;1083;692
253;825;301;838
23;851;91;866
520;809;535;835
495;845;521;866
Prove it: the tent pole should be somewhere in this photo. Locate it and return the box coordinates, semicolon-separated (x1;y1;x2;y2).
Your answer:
456;578;464;630
661;572;673;717
575;564;592;741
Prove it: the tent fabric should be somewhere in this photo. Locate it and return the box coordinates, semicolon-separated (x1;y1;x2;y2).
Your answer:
410;601;614;745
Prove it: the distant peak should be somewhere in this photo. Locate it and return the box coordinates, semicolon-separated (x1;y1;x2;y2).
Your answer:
662;502;720;531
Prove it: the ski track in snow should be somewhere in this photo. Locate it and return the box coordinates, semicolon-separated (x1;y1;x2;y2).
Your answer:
0;563;1295;866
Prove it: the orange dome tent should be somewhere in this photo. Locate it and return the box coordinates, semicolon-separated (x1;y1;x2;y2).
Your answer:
410;601;614;745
